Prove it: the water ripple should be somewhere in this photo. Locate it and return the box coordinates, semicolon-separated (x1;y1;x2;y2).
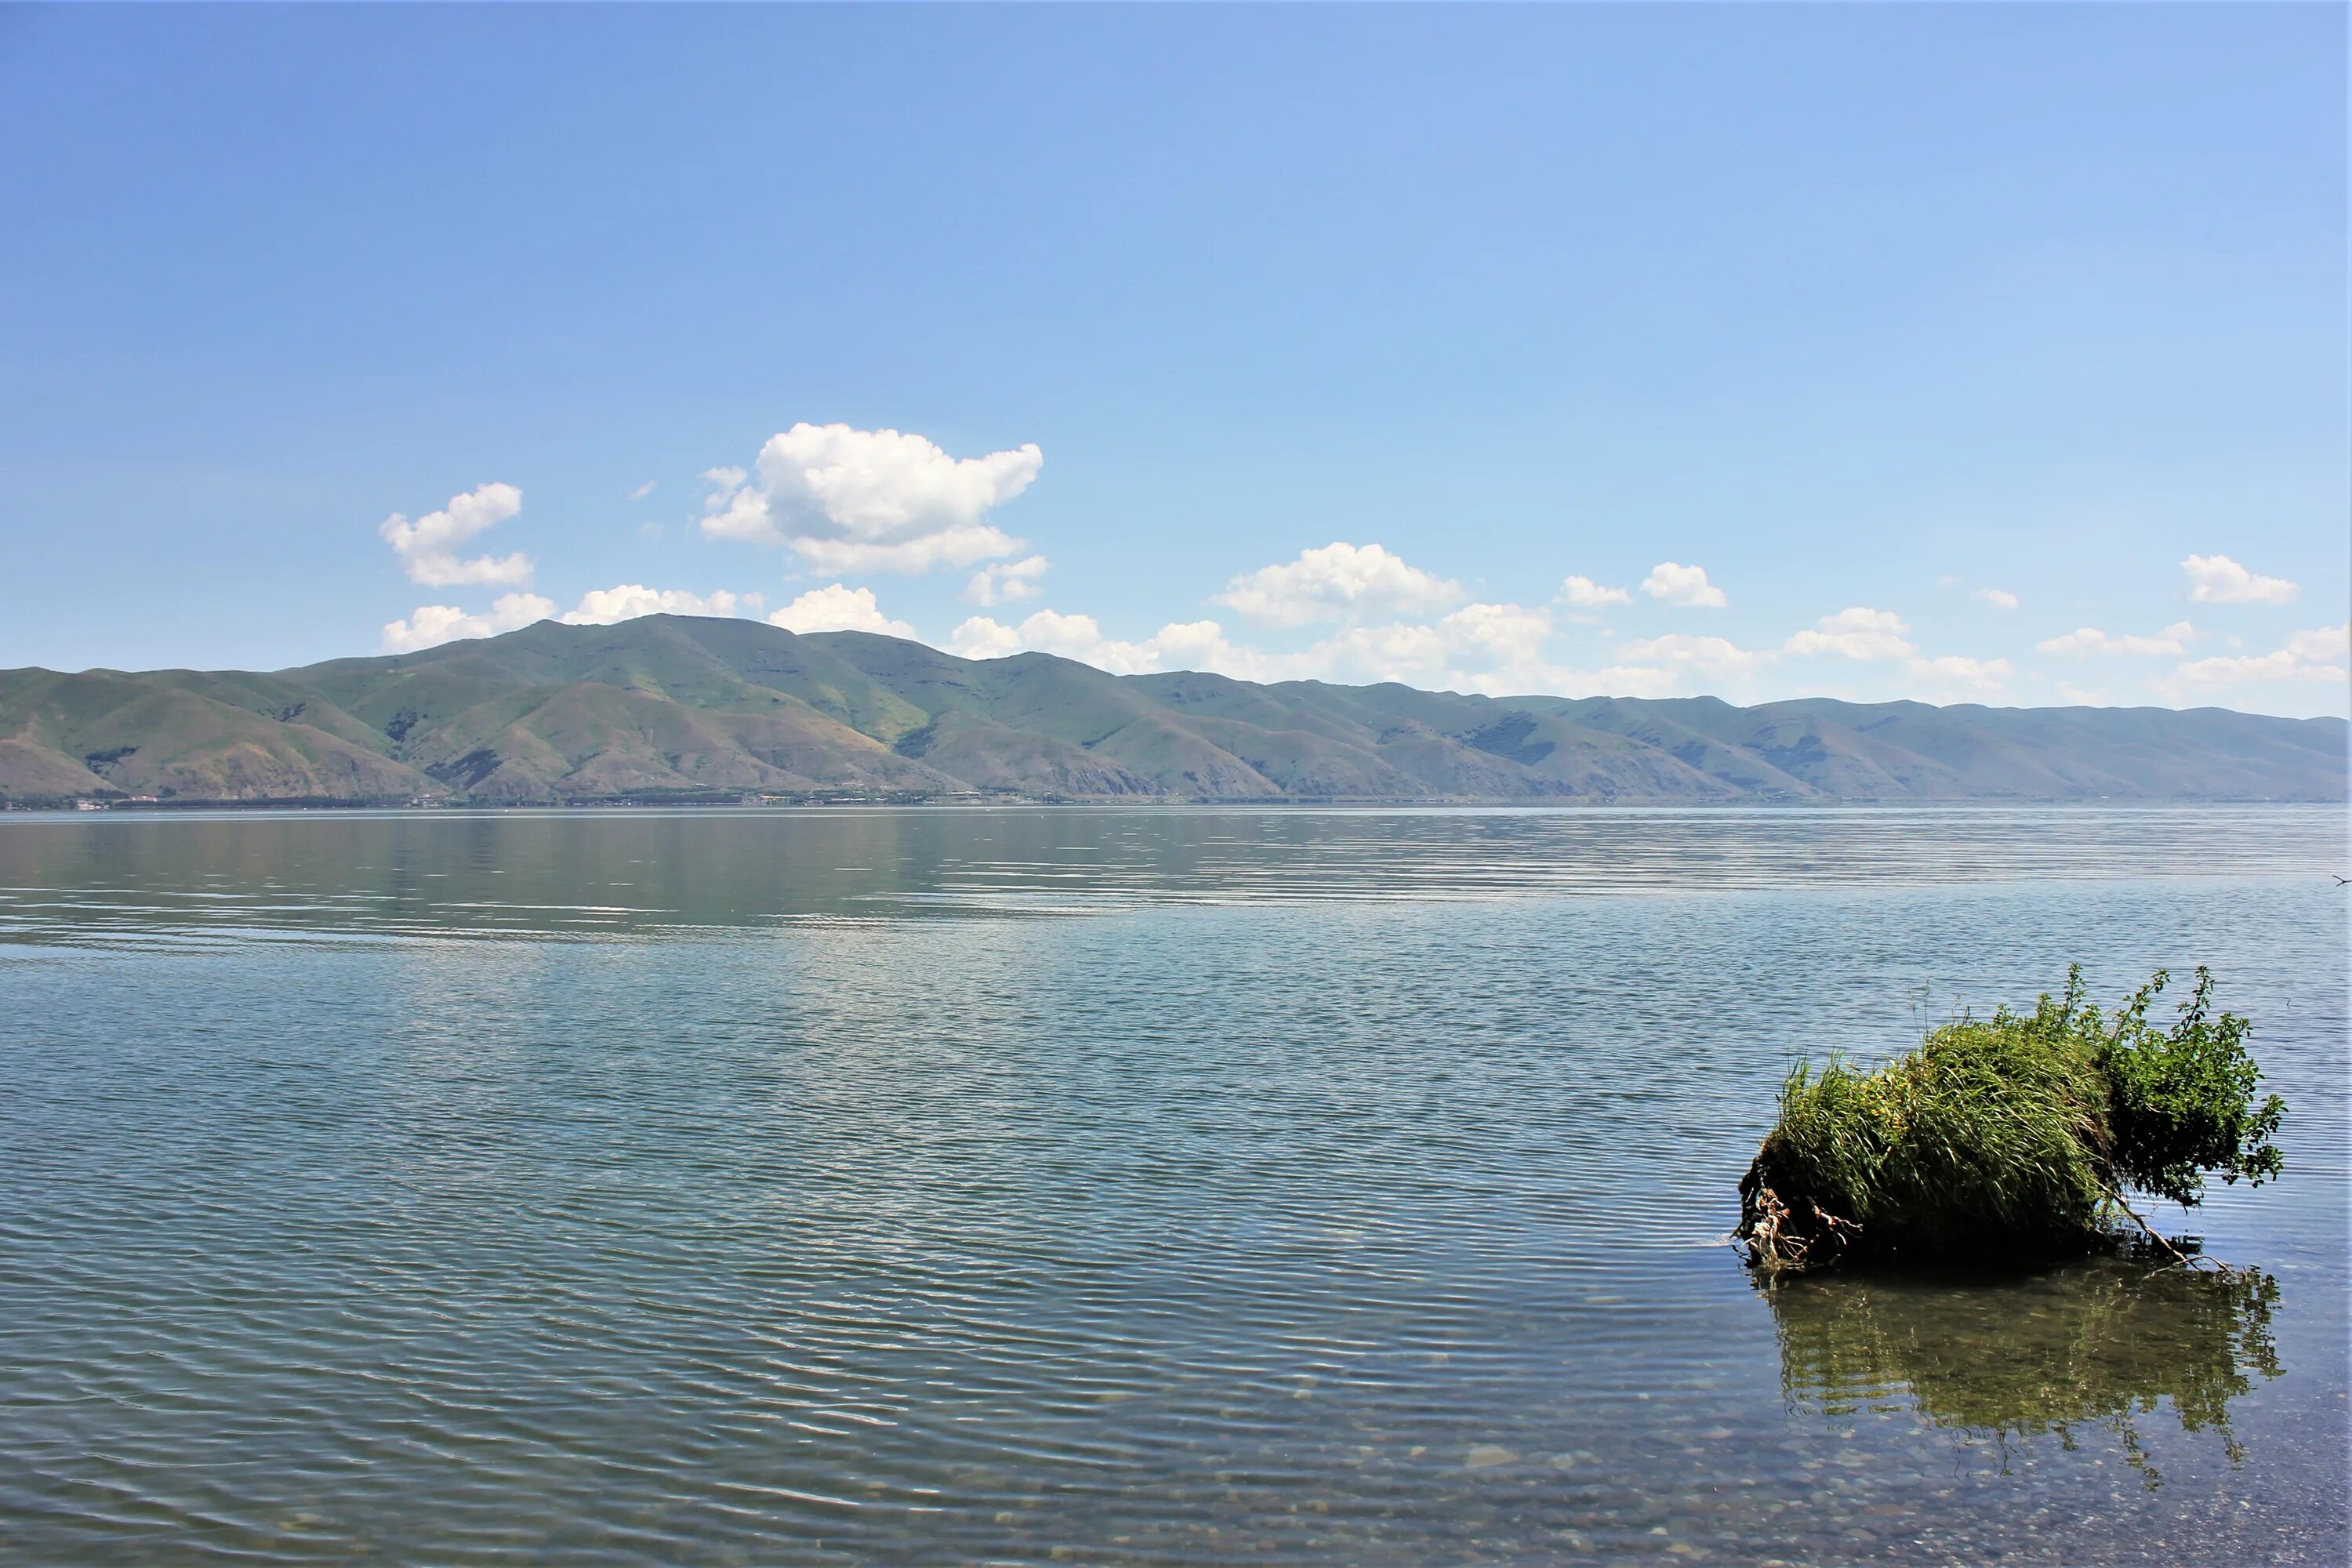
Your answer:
0;808;2343;1563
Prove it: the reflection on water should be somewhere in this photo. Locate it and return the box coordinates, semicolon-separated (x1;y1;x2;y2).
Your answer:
0;807;2344;1563
0;804;2343;946
1769;1257;2284;1484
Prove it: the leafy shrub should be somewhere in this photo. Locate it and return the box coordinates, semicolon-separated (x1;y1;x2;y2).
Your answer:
2097;969;2286;1205
1737;966;2285;1272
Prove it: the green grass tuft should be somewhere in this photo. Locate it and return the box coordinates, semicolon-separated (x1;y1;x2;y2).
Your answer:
1737;966;2285;1272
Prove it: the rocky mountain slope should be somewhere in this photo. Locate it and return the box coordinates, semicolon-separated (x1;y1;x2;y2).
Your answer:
2;615;2343;804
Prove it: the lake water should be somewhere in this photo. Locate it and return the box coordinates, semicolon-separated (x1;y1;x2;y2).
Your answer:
2;805;2345;1565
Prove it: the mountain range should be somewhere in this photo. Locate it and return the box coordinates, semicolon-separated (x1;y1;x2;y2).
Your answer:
2;615;2343;806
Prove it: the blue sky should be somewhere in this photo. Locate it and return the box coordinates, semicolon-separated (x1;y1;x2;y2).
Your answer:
2;5;2343;715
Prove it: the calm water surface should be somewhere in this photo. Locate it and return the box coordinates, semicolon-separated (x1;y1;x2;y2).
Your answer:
2;806;2346;1565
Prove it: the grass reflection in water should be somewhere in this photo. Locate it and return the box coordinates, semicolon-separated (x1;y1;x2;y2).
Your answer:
1766;1254;2283;1486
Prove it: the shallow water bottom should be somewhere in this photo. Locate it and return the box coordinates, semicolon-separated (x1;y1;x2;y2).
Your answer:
0;808;2344;1563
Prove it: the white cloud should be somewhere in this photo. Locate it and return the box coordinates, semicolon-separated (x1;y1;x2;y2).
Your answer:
1973;587;2020;610
1603;605;2020;697
1311;621;1451;681
1783;607;1915;662
768;583;918;638
1906;654;2014;694
2287;623;2347;662
1557;664;1687;699
1293;603;1565;691
2158;623;2350;698
1436;602;1554;666
938;594;2052;704
963;554;1051;607
948;610;1243;677
946;598;1580;693
1642;561;1728;608
382;591;556;652
2183;554;2298;606
1558;574;1633;608
701;423;1042;573
977;609;1126;665
1617;633;1766;675
379;482;533;588
561;586;762;626
946;615;1025;661
629;480;657;501
2036;621;2194;658
1214;542;1465;626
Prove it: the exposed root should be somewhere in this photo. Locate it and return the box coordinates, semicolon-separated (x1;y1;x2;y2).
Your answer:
1736;1156;1862;1274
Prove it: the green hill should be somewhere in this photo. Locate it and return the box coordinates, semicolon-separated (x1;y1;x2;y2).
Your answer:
2;615;2342;806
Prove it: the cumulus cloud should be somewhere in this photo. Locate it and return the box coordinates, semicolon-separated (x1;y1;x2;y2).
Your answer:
1973;587;2020;610
2286;623;2347;663
701;423;1042;573
1783;608;1915;662
629;480;656;501
1558;575;1633;608
963;554;1051;607
379;482;533;588
2158;623;2350;696
1601;605;2019;697
1213;542;1465;626
938;592;2027;705
1907;654;2015;694
382;591;556;652
946;615;1025;662
946;598;1580;693
1641;561;1728;608
949;610;1244;677
386;582;776;649
768;583;919;638
561;586;761;626
2036;621;2194;658
1616;633;1766;675
1436;602;1555;666
1555;664;1687;699
1277;604;1563;691
2183;554;2297;606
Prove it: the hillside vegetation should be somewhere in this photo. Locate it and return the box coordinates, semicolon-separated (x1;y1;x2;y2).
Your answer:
2;615;2343;805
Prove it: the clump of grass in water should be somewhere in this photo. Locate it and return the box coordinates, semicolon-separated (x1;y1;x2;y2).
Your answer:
1737;966;2285;1272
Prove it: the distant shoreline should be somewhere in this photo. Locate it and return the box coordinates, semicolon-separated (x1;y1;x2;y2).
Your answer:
6;616;2343;811
7;795;2344;817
